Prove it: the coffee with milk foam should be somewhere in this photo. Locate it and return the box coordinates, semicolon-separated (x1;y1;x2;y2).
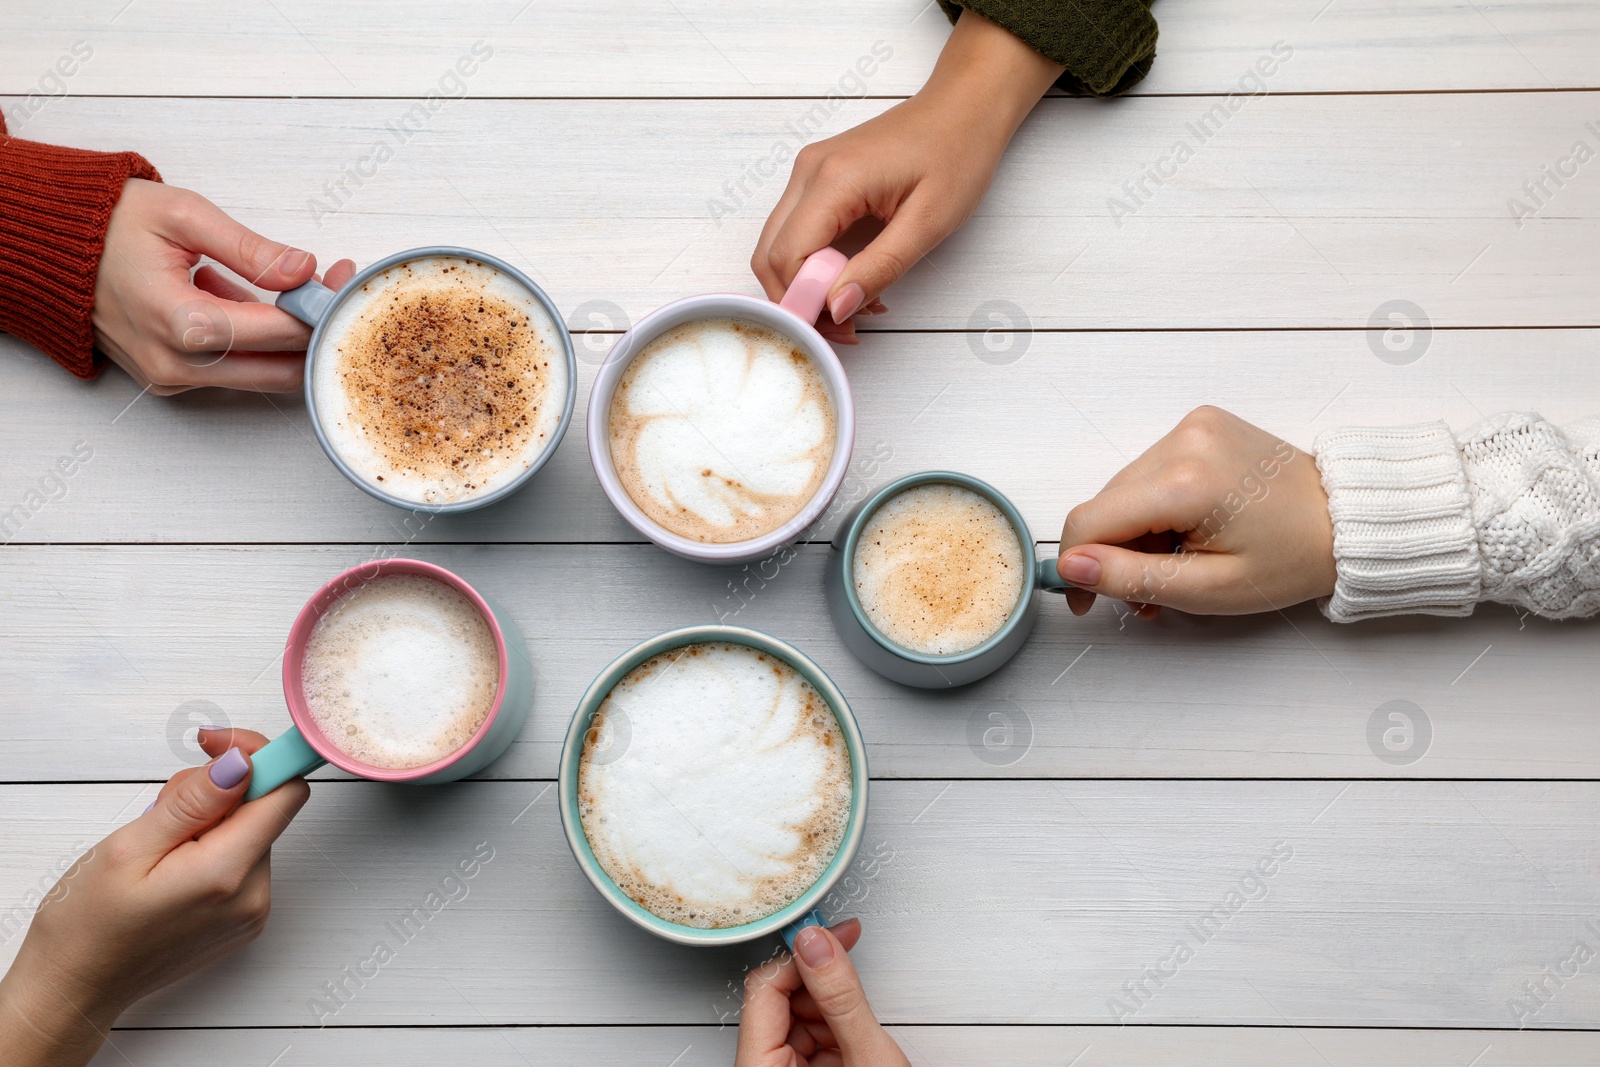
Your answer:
314;256;568;506
577;642;852;928
301;574;500;770
853;483;1026;656
608;317;835;543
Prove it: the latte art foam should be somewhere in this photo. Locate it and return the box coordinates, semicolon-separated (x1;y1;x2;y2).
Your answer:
853;483;1027;655
314;256;567;505
300;574;500;770
577;642;852;929
608;317;835;543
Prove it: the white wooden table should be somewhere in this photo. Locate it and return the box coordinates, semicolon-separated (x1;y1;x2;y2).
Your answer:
3;3;1599;1063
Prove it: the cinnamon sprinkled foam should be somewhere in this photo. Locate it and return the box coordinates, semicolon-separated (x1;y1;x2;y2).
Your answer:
314;256;566;505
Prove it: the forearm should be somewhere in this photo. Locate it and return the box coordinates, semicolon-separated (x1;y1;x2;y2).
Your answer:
0;957;119;1067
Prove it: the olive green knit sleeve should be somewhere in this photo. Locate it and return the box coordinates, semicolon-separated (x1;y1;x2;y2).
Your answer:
937;0;1159;97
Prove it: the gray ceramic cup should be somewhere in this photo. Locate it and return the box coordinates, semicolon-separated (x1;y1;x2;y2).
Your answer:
276;246;577;514
826;471;1071;689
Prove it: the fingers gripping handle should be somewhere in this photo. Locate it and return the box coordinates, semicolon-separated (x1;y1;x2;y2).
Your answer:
276;280;339;326
242;725;325;802
781;909;826;951
1037;556;1072;591
778;248;849;324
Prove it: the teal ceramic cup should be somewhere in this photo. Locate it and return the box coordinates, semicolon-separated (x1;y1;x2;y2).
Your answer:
827;471;1071;689
276;246;577;515
243;558;533;801
558;625;869;948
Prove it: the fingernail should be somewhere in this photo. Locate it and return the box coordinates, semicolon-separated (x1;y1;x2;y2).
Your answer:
1058;554;1101;587
275;247;313;276
198;725;229;735
828;283;865;325
208;747;250;789
142;800;156;814
795;926;834;968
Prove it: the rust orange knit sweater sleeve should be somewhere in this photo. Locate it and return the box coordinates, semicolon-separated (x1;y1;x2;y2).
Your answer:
0;110;161;379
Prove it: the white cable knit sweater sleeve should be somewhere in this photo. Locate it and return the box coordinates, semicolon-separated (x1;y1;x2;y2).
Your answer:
1313;413;1600;622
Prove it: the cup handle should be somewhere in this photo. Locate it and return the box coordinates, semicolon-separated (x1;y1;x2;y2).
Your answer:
1037;555;1072;591
275;279;339;326
242;725;326;802
780;908;826;952
777;248;849;324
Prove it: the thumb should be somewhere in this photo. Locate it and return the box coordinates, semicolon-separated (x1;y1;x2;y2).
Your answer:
129;747;253;864
163;190;316;291
792;925;899;1060
826;188;946;323
1057;545;1240;614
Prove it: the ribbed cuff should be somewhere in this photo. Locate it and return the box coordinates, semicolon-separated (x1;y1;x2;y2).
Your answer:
0;131;161;379
939;0;1158;97
1314;422;1482;622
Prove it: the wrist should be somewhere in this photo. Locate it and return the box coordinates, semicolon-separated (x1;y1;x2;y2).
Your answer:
921;9;1064;140
0;949;122;1067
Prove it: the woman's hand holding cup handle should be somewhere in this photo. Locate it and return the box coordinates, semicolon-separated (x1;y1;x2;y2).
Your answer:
1056;406;1338;619
736;918;913;1067
0;728;309;1067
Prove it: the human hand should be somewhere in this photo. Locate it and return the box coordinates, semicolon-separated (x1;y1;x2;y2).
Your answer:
93;178;356;394
751;11;1062;344
0;727;310;1067
736;919;911;1067
1056;407;1337;619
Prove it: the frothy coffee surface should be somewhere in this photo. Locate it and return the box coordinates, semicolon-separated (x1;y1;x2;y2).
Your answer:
853;483;1026;655
314;256;567;505
301;574;500;770
608;318;835;543
577;642;852;929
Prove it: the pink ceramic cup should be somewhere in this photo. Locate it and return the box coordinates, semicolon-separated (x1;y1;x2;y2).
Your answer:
586;248;857;566
242;558;533;799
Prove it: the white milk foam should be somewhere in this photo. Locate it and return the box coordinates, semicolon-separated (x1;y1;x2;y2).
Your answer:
577;642;853;928
314;255;568;505
608;317;835;543
853;483;1027;655
300;574;500;770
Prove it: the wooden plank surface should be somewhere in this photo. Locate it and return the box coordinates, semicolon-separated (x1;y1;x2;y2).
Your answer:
3;0;1597;98
86;1026;1600;1067
3;780;1596;1028
4;327;1597;546
1;94;1595;333
5;0;1600;1056
0;544;1594;781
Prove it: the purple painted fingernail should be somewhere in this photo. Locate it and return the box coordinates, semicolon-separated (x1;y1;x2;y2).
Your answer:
209;747;250;789
142;800;156;814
